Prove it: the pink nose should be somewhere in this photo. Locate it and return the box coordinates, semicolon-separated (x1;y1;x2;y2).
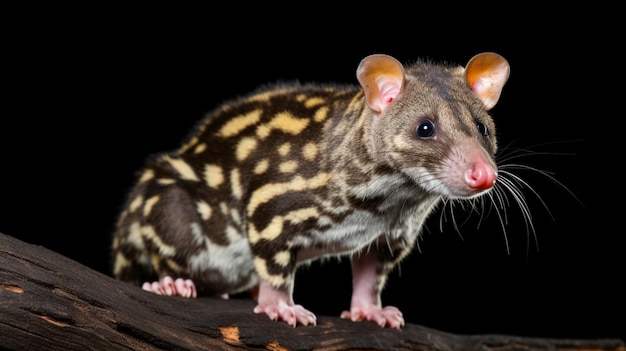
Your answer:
465;162;497;190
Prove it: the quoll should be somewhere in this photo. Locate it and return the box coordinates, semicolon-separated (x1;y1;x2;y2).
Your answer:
111;52;510;328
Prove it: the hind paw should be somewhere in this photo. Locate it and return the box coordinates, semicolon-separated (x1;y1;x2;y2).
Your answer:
142;276;197;298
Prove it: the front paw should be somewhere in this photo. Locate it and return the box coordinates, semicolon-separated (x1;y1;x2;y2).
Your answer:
254;302;317;327
340;305;405;329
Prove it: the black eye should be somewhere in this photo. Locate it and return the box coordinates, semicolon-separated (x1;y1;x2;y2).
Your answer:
476;121;488;136
416;119;436;139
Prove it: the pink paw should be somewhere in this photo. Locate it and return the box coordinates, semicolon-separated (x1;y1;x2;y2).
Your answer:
142;276;197;298
253;301;317;327
340;305;405;329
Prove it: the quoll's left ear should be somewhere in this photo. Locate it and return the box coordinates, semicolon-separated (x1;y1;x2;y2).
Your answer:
465;52;510;110
356;54;405;115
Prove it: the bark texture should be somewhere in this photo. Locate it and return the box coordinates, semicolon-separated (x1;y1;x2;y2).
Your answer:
1;232;624;351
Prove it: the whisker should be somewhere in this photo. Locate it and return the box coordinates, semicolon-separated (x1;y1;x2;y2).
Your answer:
331;140;582;260
494;174;536;255
496;138;582;163
499;163;586;212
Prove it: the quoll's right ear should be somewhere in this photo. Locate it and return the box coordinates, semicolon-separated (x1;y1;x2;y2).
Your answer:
356;54;405;116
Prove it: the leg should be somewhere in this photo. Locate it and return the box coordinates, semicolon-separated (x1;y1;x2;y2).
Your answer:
340;249;405;329
253;279;317;327
113;165;248;298
248;248;316;327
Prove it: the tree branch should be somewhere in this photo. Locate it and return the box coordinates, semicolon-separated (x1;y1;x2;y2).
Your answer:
1;232;624;351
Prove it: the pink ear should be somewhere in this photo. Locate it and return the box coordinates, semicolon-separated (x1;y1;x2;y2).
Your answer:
465;52;510;110
356;54;404;115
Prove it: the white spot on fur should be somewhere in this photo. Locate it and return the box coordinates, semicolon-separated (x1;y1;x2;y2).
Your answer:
254;159;269;174
196;200;212;220
220;202;229;215
204;164;224;189
278;143;291;156
313;106;329;122
273;251;291;267
217;109;262;138
302;143;318;160
127;222;145;249
236;137;258;161
143;196;160;216
231;168;242;199
279;160;298;173
162;155;199;181
194;143;207;154
138;170;154;183
256;112;310;140
157;178;176;185
129;195;143;213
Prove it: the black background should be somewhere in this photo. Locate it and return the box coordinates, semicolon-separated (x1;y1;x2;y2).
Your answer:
2;6;623;341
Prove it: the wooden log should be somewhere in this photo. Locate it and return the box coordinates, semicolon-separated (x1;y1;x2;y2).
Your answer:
1;232;624;351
